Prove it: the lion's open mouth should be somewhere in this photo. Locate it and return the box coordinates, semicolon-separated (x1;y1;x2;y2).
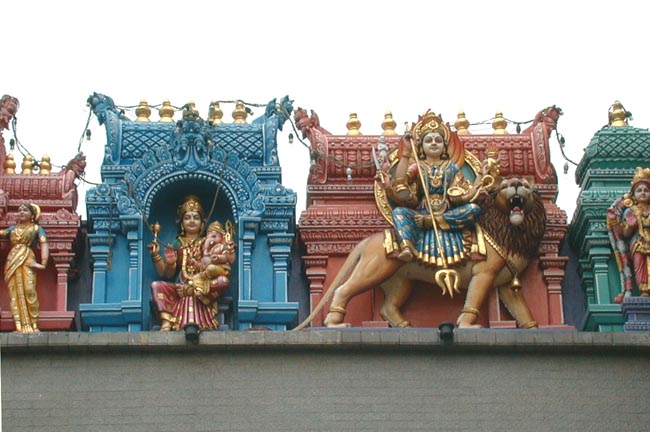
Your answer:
509;195;525;225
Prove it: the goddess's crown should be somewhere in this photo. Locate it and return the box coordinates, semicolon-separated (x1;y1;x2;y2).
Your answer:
178;195;204;218
631;166;650;189
411;110;450;143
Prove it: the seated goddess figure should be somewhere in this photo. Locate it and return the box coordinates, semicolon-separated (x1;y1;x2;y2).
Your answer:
149;195;235;331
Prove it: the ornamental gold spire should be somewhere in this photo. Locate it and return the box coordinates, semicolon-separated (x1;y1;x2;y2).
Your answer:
158;99;175;122
608;101;629;127
492;111;508;134
135;99;151;122
209;101;224;125
4;153;16;174
346;112;362;135
455;110;471;135
21;155;34;174
40;155;51;174
381;111;397;136
232;100;247;124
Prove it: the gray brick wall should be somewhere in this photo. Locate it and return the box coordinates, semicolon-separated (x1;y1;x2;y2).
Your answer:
2;330;650;432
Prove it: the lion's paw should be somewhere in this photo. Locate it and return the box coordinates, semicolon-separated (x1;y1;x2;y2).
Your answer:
456;323;482;329
325;322;352;329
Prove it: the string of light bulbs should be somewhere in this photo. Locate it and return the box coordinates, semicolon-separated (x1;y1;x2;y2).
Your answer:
6;99;577;179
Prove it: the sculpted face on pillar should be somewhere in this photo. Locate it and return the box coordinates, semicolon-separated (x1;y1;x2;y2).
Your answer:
0;95;19;131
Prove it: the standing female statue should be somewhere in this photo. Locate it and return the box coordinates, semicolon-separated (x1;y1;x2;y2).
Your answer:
1;203;49;333
148;195;235;331
608;167;650;303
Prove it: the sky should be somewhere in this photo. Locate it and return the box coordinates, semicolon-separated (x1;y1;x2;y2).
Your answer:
2;1;650;222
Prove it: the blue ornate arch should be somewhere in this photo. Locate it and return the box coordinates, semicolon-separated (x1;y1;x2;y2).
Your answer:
80;94;298;331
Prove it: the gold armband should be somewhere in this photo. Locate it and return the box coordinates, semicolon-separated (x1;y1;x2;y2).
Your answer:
152;255;162;263
389;178;419;207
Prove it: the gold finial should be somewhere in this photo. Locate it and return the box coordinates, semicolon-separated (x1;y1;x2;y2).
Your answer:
232;100;248;124
492;111;508;134
608;101;629;127
158;99;175;122
381;111;397;136
346;112;362;135
4;153;16;174
21;155;34;174
40;155;52;174
455;110;471;135
209;101;224;125
135;99;152;122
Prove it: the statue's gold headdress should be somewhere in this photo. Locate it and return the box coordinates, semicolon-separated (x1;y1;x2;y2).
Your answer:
411;110;450;143
409;110;465;167
178;195;204;218
631;166;650;190
207;221;225;234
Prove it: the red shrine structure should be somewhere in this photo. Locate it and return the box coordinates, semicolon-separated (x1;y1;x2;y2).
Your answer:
297;107;569;328
0;95;84;331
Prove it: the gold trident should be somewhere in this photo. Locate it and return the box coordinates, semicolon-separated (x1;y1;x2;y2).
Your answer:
406;134;460;298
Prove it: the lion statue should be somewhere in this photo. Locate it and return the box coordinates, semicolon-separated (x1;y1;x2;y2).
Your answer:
294;176;546;330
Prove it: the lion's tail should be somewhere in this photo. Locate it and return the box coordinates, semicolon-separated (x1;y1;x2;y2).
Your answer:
291;237;368;331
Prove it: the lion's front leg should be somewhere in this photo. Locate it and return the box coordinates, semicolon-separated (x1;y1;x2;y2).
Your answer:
498;285;538;329
457;260;501;329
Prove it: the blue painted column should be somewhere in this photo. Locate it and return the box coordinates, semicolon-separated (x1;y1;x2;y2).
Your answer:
237;217;260;329
268;232;294;302
125;218;143;331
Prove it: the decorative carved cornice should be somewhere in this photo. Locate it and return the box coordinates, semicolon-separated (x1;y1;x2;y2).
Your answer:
305;242;360;255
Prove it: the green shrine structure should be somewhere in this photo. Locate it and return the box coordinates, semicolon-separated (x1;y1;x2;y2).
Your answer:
570;101;650;331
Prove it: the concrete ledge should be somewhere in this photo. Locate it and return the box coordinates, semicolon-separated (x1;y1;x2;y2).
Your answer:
2;328;650;353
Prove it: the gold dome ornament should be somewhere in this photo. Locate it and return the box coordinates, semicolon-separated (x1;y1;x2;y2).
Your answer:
381;111;397;136
39;155;52;174
492;111;508;134
4;153;16;174
232;100;248;124
346;113;362;135
158;99;175;123
454;110;471;135
21;155;34;174
209;101;224;125
135;99;152;122
608;100;631;127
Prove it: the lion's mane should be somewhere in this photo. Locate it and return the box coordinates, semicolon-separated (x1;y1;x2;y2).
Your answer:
478;187;546;258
